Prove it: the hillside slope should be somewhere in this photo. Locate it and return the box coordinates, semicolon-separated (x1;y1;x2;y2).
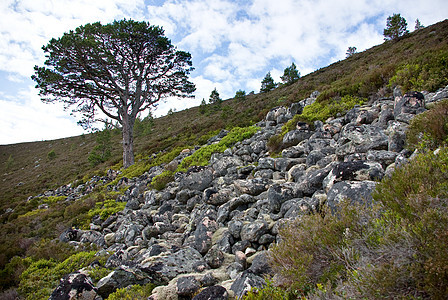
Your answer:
0;19;448;298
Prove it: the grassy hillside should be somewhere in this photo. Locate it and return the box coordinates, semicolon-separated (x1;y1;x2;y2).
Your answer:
2;19;447;210
0;19;447;295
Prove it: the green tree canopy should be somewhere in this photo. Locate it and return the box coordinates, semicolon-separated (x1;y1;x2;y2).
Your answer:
280;62;300;85
32;19;195;168
209;88;222;105
383;13;409;40
260;72;276;93
234;89;246;101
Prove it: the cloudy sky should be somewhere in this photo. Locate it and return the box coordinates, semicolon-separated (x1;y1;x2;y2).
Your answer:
0;0;447;144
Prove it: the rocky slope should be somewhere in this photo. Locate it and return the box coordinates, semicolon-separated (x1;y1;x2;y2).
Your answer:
43;85;448;299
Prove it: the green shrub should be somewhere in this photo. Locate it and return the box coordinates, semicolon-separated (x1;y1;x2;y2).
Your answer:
6;154;14;169
47;150;56;160
269;147;448;299
19;251;108;299
177;126;259;172
243;280;296;300
87;199;126;224
88;128;112;166
300;95;365;122
151;170;174;190
106;283;155;300
406;99;448;151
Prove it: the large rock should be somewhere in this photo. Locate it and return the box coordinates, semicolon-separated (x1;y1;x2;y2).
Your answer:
96;266;151;298
234;179;269;196
326;181;378;211
267;183;302;212
212;156;244;177
179;167;214;191
394;91;425;117
323;161;384;192
194;217;219;254
139;247;208;283
192;285;229;300
240;220;269;242
336;124;388;157
49;271;99;300
230;271;266;299
177;276;201;297
282;123;313;147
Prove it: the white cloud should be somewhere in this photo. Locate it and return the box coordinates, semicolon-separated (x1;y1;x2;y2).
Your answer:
0;85;85;144
1;0;448;143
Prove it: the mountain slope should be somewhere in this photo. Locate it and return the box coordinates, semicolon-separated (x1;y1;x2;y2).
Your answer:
0;19;448;297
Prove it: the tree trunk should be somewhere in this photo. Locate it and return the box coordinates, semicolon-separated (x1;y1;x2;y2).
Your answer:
122;116;135;168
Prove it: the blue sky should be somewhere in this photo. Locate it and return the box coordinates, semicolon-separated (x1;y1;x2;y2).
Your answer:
0;0;447;144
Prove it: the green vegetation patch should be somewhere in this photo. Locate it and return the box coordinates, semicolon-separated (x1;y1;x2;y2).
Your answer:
406;99;448;151
300;95;366;123
87;199;127;224
177;126;259;172
19;251;109;300
106;283;155;300
267;147;448;299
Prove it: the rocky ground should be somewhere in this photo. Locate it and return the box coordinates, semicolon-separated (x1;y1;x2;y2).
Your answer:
39;85;448;299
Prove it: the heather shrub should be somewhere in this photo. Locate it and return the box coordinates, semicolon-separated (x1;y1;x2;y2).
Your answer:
151;170;174;190
406;99;448;150
268;147;448;299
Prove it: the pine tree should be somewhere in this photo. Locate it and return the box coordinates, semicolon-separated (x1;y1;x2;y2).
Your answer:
280;63;300;85
260;72;276;93
209;88;222;105
383;13;409;41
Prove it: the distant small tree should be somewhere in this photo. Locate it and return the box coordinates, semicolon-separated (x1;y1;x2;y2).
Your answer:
47;150;56;160
88;125;112;166
383;13;409;40
415;19;424;30
209;88;222;106
199;98;207;114
235;90;246;101
346;46;357;58
280;63;300;85
260;72;276;93
6;155;14;169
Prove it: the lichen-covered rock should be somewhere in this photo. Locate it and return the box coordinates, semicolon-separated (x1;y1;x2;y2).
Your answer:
49;271;99;300
394;91;425;117
326;180;378;211
192;285;229;300
139;247;208;284
177;276;201;297
323;161;384;192
230;271;266;299
240;220;268;242
96;266;151;298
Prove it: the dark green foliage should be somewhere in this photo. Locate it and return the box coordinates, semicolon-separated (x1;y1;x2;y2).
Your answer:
151;170;174;191
389;50;448;92
209;88;222;106
47;150;56;160
133;113;154;137
88;127;112;166
384;13;409;40
346;46;357;58
32;19;195;168
280;62;300;85
199;98;208;114
260;72;276;93
235;89;246;101
406;99;448;150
